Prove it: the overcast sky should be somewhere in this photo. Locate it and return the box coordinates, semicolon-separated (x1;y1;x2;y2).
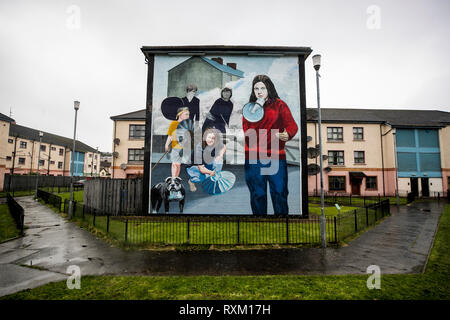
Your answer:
0;0;449;152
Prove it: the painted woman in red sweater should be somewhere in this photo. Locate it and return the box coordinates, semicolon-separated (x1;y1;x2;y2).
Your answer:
242;75;298;215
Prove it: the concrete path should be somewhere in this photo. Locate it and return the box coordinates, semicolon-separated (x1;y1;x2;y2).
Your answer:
0;196;444;297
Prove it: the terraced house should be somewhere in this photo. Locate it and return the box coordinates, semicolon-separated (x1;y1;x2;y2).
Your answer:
110;108;450;198
0;113;100;191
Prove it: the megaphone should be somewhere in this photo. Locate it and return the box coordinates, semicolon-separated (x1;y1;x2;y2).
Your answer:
242;97;265;122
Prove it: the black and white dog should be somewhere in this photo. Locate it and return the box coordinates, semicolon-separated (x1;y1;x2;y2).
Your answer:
151;177;185;213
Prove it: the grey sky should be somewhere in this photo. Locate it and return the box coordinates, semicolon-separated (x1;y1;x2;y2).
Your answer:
0;0;449;152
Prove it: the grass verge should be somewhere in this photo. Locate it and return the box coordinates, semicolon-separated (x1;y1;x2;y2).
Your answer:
0;204;21;242
2;204;448;300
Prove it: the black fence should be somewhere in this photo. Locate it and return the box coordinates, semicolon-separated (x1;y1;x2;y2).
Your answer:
6;193;24;235
337;200;390;240
37;189;63;212
3;174;85;193
30;193;391;246
309;193;388;207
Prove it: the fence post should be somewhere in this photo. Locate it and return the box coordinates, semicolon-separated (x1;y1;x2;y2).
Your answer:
366;206;369;226
375;205;378;221
286;216;289;244
354;210;358;233
93;208;96;227
107;215;110;233
125;219;128;242
334;216;337;243
237;218;240;244
363;196;366;207
186;218;190;243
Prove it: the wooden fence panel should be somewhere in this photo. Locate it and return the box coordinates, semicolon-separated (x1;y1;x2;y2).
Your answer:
82;178;144;216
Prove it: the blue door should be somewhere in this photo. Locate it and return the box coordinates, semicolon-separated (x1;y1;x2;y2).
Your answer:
71;151;85;176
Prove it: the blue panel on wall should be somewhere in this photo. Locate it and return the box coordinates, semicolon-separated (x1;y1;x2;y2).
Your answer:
418;129;439;148
419;153;441;172
397;152;418;172
396;129;415;147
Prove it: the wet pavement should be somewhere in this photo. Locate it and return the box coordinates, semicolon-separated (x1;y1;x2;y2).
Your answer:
0;196;444;296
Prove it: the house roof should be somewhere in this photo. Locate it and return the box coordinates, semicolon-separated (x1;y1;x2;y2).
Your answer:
9;123;98;153
110;109;146;121
200;57;244;78
110;108;450;128
307;108;450;128
0;112;15;123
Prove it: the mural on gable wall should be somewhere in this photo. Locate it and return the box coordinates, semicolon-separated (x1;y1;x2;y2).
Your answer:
149;55;303;215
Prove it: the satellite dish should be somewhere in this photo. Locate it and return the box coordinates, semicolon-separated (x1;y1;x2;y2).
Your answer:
113;138;120;145
324;166;332;173
112;152;119;158
307;136;312;142
120;163;127;170
307;163;320;175
307;147;320;159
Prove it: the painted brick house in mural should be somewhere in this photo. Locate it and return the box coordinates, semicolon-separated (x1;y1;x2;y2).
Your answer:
167;57;244;97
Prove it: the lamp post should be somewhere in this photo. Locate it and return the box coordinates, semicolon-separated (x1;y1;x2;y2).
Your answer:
34;131;44;199
68;101;80;219
313;54;327;248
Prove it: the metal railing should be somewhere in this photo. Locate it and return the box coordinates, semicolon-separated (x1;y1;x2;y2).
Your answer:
37;192;391;246
6;193;24;235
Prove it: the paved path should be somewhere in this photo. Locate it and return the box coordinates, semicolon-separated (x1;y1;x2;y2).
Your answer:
0;196;444;297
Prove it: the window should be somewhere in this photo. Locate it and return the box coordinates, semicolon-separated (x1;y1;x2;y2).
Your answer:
18;157;25;165
8;138;13;144
6;156;11;161
366;176;377;190
353;127;364;140
59;148;64;156
88;164;91;168
129;125;145;139
329;176;346;191
94;165;97;170
354;151;365;164
51;146;56;151
328;151;344;165
58;162;63;169
50;160;55;165
39;160;45;166
128;149;144;162
40;145;46;152
327;127;343;141
20;141;27;148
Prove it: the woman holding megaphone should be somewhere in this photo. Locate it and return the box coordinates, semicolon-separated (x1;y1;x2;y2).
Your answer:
242;74;298;215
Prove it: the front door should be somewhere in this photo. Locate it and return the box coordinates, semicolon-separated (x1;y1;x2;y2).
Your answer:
351;178;362;195
421;178;429;197
410;178;419;197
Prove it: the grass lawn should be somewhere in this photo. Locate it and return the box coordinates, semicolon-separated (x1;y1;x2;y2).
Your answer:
0;204;21;242
3;204;448;300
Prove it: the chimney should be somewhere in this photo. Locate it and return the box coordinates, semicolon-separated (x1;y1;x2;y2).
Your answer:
212;57;223;65
226;63;237;70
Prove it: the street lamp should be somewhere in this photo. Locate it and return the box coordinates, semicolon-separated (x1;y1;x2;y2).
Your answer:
34;131;44;199
68;100;80;219
313;54;327;248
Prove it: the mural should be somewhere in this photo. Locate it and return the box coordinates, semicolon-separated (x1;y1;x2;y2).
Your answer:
149;55;302;215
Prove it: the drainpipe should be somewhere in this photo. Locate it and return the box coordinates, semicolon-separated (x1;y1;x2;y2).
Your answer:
380;124;385;197
30;140;35;174
112;120;117;179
